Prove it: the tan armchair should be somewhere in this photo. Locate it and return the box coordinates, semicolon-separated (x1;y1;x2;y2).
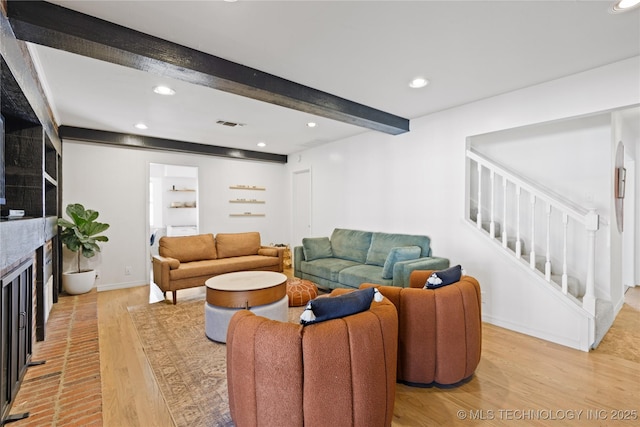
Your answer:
362;270;482;386
226;288;398;427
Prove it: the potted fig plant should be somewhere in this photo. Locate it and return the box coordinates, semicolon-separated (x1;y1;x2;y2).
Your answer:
58;203;110;295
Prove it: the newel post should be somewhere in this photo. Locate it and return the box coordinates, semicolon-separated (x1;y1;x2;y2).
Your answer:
583;209;599;315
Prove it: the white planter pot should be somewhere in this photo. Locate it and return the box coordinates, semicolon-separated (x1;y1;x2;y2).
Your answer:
62;270;96;295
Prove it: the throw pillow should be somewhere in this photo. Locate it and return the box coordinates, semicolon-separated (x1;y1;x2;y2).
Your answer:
300;287;383;325
424;265;463;289
381;246;422;279
257;247;278;257
302;237;334;261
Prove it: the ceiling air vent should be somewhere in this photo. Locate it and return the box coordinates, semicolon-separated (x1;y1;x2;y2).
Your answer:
216;120;245;128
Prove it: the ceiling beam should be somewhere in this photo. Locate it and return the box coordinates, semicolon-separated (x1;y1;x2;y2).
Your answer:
59;126;288;164
0;6;61;150
7;1;410;136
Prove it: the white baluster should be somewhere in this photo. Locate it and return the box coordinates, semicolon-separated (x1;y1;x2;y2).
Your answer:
529;194;536;269
502;177;508;248
561;213;568;294
515;186;522;258
476;163;482;229
582;209;599;315
545;203;552;281
489;170;496;238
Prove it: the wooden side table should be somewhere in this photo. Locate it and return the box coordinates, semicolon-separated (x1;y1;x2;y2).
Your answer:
283;245;292;268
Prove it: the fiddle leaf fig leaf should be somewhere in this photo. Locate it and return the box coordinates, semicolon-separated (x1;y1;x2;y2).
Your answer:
58;203;110;272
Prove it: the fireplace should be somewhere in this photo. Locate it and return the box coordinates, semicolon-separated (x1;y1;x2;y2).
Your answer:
36;239;54;341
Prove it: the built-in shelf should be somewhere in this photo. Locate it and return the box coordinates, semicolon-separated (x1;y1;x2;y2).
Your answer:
229;199;265;204
229;185;266;191
44;172;57;186
230;213;266;217
169;206;196;209
169;189;196;192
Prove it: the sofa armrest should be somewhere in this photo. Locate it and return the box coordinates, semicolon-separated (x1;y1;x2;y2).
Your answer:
259;245;285;272
293;246;305;276
391;257;450;287
152;255;178;292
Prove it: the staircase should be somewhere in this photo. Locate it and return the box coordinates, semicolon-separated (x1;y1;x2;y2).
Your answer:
466;148;614;350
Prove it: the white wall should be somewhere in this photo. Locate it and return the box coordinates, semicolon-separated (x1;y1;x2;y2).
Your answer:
287;56;640;349
470;113;612;215
617;107;640;288
61;142;288;291
468;112;614;299
61;56;639;348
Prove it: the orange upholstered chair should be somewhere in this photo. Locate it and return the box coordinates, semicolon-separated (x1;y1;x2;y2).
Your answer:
226;289;398;427
361;270;481;387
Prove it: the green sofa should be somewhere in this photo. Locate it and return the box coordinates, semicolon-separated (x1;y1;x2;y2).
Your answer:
293;228;449;289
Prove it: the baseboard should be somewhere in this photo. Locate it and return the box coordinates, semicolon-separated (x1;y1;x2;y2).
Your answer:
97;280;146;292
482;313;590;352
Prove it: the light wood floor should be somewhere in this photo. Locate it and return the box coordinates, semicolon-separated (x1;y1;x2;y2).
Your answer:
98;281;640;427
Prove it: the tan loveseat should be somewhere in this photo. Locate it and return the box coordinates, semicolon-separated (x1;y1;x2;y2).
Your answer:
152;232;284;304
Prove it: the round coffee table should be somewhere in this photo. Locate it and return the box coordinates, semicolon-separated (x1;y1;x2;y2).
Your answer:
204;271;288;342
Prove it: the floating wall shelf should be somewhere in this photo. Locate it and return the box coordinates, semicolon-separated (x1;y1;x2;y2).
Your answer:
230;199;265;204
229;185;266;191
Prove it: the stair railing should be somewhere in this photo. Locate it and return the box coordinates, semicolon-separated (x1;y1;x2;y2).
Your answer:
466;148;599;315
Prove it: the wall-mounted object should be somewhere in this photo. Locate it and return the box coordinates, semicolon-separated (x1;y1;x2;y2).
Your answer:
230;199;265;204
230;185;266;191
614;141;624;233
230;213;265;217
615;167;626;199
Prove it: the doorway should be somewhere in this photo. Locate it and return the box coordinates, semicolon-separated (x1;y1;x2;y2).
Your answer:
147;163;199;302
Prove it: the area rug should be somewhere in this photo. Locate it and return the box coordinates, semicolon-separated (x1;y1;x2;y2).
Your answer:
128;296;305;427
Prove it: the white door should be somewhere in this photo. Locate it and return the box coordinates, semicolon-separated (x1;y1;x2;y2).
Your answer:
292;169;312;263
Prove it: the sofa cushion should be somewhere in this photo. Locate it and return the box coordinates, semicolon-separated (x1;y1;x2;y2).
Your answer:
302;237;333;261
338;264;392;288
159;233;217;262
301;258;360;283
300;287;375;325
382;246;422;279
424;264;463;289
169;255;280;280
365;232;431;266
330;229;372;264
216;232;261;258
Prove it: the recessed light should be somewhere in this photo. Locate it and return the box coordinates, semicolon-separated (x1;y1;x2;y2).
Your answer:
257;142;266;147
610;0;640;12
409;77;429;89
307;122;317;128
134;123;148;130
153;85;176;95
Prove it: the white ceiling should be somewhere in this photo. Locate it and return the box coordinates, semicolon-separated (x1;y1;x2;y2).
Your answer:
28;0;640;156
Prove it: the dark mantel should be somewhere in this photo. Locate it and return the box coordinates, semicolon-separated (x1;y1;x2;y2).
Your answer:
0;216;56;274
